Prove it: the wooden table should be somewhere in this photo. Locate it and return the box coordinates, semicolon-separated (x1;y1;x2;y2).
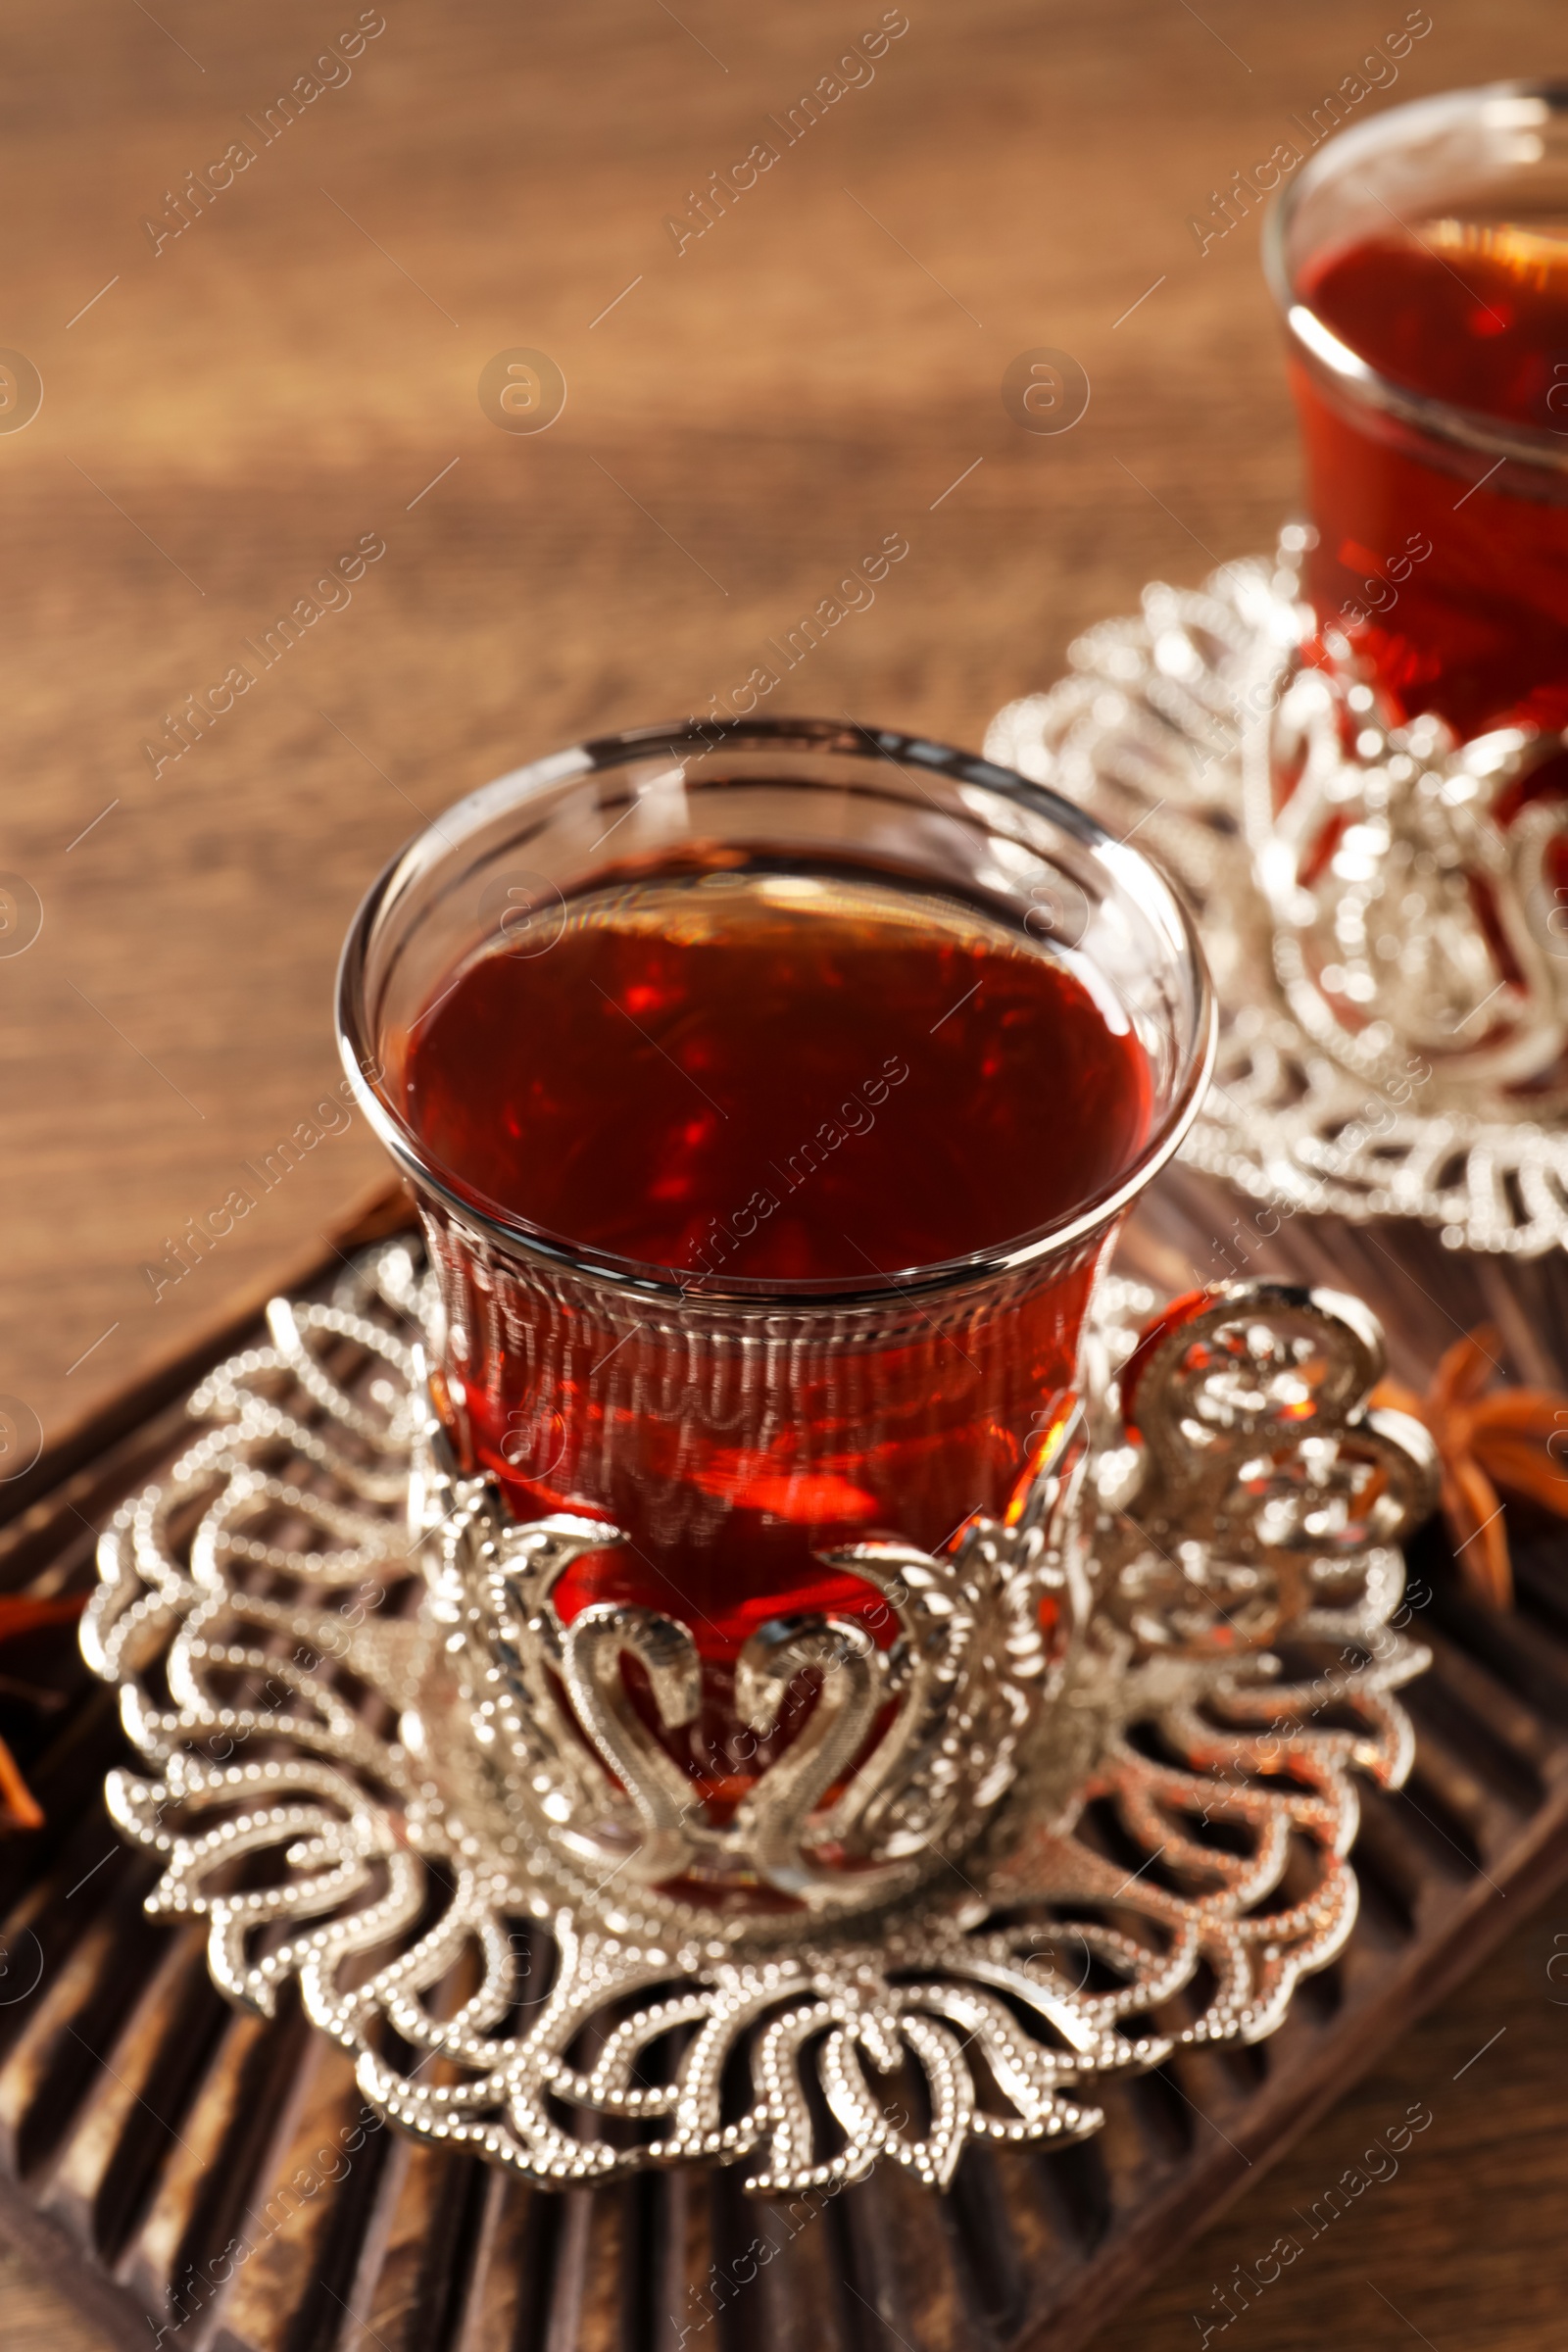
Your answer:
4;1909;1563;2352
4;0;1564;2341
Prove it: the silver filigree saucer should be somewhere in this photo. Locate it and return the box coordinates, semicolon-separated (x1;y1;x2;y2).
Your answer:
987;532;1568;1256
81;1239;1437;2193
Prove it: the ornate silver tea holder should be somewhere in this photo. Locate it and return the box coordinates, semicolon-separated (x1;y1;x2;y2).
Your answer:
987;529;1568;1258
84;1238;1438;2194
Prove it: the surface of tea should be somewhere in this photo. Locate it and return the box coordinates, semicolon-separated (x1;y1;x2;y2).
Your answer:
404;869;1152;1283
1294;220;1568;735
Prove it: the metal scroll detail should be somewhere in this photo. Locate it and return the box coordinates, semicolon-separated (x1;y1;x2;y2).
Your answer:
1092;1282;1435;1661
986;531;1568;1253
83;1242;1438;2193
413;1443;1071;1934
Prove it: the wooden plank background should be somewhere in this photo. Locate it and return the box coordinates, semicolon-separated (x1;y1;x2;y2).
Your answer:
2;0;1565;2342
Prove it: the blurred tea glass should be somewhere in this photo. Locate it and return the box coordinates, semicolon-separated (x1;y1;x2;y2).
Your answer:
1267;82;1568;738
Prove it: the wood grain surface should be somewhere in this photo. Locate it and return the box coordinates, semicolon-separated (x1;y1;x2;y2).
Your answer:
3;0;1566;2342
5;1911;1564;2352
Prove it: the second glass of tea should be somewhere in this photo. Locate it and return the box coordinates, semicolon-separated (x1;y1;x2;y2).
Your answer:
338;719;1212;1806
1269;80;1568;737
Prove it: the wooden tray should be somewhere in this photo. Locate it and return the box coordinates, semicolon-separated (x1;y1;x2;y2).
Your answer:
1;1185;1567;2352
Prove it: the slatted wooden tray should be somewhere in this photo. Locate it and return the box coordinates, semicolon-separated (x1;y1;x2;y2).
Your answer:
2;1185;1567;2352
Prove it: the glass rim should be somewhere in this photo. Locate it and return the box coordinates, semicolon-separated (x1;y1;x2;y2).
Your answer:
335;715;1216;1310
1263;78;1568;477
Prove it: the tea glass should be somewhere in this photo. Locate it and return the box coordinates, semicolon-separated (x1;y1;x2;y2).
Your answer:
337;717;1213;1803
1267;81;1568;737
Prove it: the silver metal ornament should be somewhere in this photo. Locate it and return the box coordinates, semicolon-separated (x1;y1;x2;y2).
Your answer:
988;531;1568;1255
83;1242;1437;2193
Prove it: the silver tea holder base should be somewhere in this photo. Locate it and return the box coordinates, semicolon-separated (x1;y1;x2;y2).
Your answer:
987;530;1568;1259
84;1240;1436;2194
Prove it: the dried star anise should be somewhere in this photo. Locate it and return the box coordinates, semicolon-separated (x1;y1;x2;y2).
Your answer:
1373;1326;1568;1610
0;1593;88;1829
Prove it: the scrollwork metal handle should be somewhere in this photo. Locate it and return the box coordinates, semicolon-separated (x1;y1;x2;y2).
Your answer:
1102;1280;1439;1656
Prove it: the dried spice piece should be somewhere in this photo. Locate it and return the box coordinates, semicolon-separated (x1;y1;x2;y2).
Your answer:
0;1593;87;1830
1373;1328;1568;1610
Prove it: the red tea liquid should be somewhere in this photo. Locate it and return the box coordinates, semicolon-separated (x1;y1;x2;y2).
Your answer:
403;865;1152;1797
1296;220;1568;735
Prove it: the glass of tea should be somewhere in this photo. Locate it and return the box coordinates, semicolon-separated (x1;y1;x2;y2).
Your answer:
1268;82;1568;738
337;718;1211;1808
